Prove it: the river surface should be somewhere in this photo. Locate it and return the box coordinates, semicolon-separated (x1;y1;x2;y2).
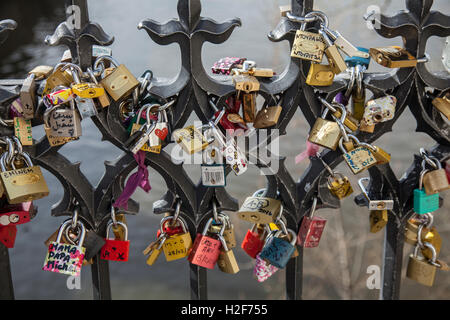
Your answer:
0;0;449;299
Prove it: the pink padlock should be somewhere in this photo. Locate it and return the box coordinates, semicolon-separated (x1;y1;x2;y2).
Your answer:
254;253;278;282
187;218;222;269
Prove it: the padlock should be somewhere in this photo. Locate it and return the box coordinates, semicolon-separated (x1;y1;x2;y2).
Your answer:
43;220;86;276
149;108;170;149
187;218;222;269
242;93;256;123
86;67;110;108
76;227;106;262
238;189;281;224
417;225;442;260
100;221;130;262
431;93;450;120
95;56;140;101
318;97;359;132
211;57;246;75
253;252;279;282
253;105;282;129
358;177;394;210
306;63;335;86
161;217;192;262
0;225;17;248
320;24;370;60
345;47;371;69
130;105;160;153
369;210;388;233
319;29;347;74
339;135;377;174
201;146;226;187
359;120;375;133
217;234;239;274
20;73;36;119
308;104;346;150
327;172;353;199
14;117;32;146
111;210;127;240
369;46;428;68
259;229;297;269
0;151;49;204
0;201;34;226
172;125;212;154
44;99;82;138
422;159;450;195
29;65;54;80
232;74;260;93
42;66;74;96
144;235;167;266
291;14;325;62
414;169;439;214
218;214;236;250
363;95;396;126
297;198;326;248
406;243;438;287
371;145;391;165
404;217;430;246
241;224;266;258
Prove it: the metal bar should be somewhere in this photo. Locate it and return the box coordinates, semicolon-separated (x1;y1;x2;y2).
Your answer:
0;244;14;300
285;251;303;300
91;256;112;300
190;263;207;300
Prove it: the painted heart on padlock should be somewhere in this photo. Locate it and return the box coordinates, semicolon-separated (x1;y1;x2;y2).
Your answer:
155;128;168;140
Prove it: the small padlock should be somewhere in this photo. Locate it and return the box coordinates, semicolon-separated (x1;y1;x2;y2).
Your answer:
232;74;260;93
238;189;281;224
172;125;212;154
363;95;396;126
306;63;335;86
253;105;282;129
406;243;438;287
42;66;74;96
417;224;442;260
339;135;377;174
319;29;347;74
241;224;266;259
431;92;450;120
369;210;388;233
422;158;450;195
87;67;110;108
144;235;167;266
404;217;431;246
327;172;353;200
149;108;170;149
253;252;279;282
100;221;130;262
259;229;297;269
95;56;140;101
187;218;222;269
161;216;192;262
44;99;82;138
0;151;49;204
308;104;346;150
414;169;439;214
217;233;239;274
291;13;325;62
130;104;160;153
201;146;226;187
20;73;36;119
370;46;428;68
297;198;326;248
358;177;394;210
43;220;86;276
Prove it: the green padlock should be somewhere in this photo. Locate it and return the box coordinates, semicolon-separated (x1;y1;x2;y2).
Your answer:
414;169;439;214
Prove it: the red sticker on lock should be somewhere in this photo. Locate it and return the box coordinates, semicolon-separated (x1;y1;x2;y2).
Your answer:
157;220;184;238
241;230;265;259
0;225;17;248
155;127;168;140
297;216;326;248
0;202;33;226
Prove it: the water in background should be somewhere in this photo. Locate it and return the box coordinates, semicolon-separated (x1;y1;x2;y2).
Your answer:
0;0;449;299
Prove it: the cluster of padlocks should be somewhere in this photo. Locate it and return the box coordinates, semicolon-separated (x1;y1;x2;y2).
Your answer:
0;3;448;292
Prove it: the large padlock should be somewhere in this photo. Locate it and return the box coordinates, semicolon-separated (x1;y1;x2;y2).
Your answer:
238;189;281;224
253;252;279;282
0;151;49;204
44;99;82;138
187;218;222;269
100;221;130;262
297;198;326;248
290;13;325;62
339;135;377;174
95;56;140;101
422;158;450;195
162;216;192;262
308;104;346;150
414;169;439;214
406;243;438;287
42;220;86;276
259;229;297;269
241;224;266;259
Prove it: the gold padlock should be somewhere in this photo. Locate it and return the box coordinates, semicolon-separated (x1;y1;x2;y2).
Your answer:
0;151;49;204
406;243;438;287
253;105;282;129
370;46;424;68
359;120;375;133
339;135;377;174
172;125;211;154
29;65;54;80
306;63;335;86
238;189;281;224
242;93;256;123
369;210;388;233
319;29;347;75
308;106;345;150
217;240;240;274
327;173;353;199
432;93;450;120
291;23;325;63
232;74;260;93
95;56;139;101
42;67;73;96
423;167;450;195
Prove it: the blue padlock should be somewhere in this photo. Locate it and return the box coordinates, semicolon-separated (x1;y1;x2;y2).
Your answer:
259;229;297;269
345;47;370;68
414;168;439;214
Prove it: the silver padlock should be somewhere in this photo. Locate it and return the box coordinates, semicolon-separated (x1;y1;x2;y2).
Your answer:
358;177;394;210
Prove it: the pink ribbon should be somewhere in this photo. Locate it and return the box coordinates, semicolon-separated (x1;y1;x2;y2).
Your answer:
295;140;320;164
446;162;450;183
113;151;151;210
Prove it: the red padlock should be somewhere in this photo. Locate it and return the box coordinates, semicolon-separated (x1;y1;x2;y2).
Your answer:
241;224;266;259
0;225;17;248
0;201;35;226
188;218;222;269
297;198;326;248
100;221;130;262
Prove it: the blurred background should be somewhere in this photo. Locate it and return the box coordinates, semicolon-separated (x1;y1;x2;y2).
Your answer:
0;0;449;300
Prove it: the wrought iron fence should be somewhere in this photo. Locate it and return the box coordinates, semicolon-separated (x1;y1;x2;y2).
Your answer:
0;0;448;300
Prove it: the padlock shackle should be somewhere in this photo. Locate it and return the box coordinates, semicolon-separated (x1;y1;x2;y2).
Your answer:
354;64;365;98
345;66;356;99
159;215;188;235
93;55;120;70
358;177;371;201
338;134;360;153
57;219;86;246
418;169;430;190
60;63;83;83
106;221;128;240
309;197;318;219
413;242;437;263
4;136;15;165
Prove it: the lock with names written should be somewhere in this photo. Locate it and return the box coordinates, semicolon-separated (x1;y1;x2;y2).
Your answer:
297;197;326;248
44;99;82;139
290;12;326;62
338;134;377;174
238;189;281;224
161;216;193;262
188;218;223;269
